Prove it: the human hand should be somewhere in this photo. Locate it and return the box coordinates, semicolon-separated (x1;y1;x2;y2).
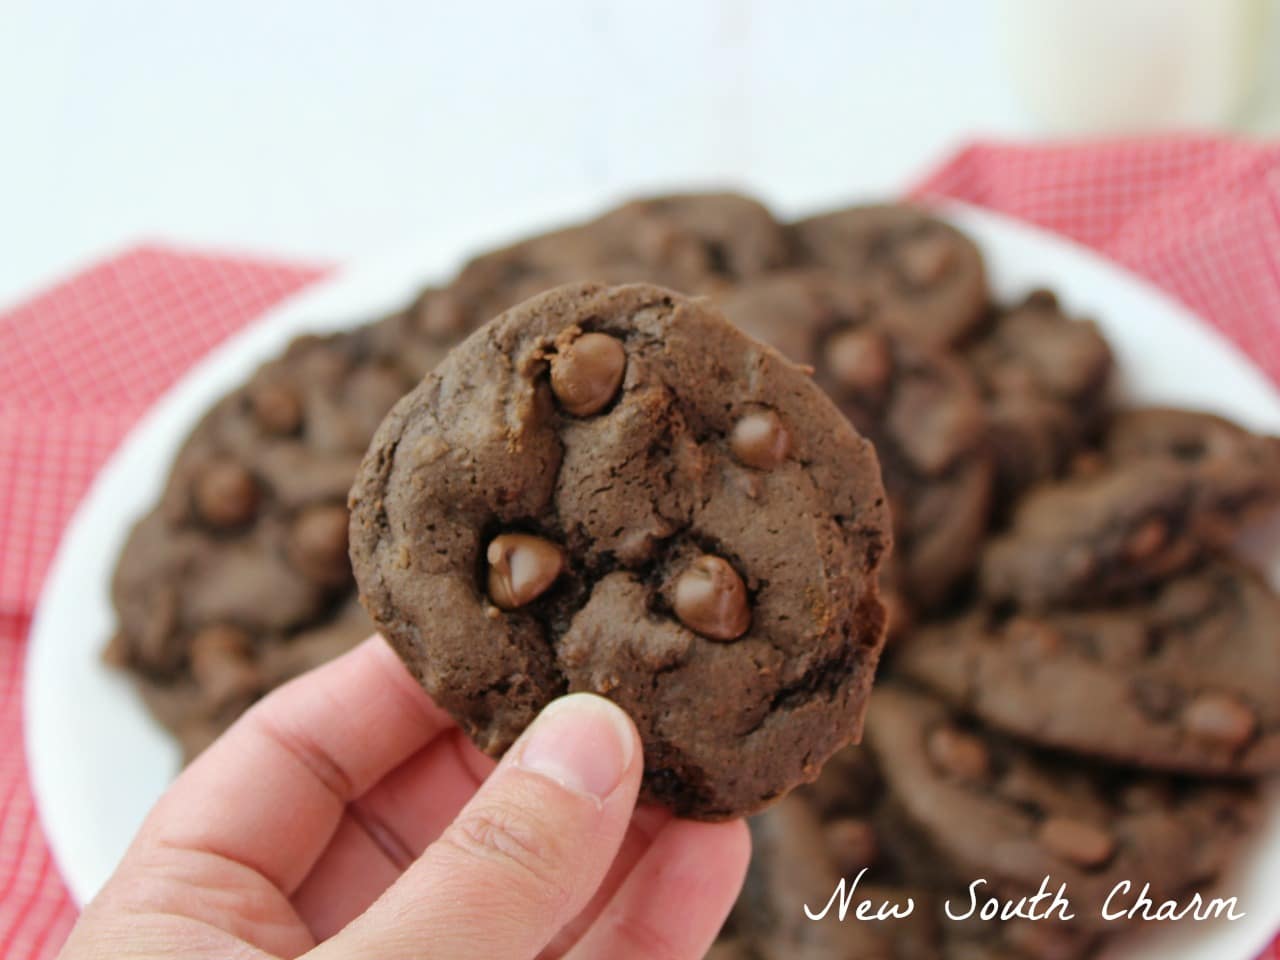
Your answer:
60;635;749;959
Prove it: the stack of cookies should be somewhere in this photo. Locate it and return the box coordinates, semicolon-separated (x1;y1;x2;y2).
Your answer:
104;193;1279;958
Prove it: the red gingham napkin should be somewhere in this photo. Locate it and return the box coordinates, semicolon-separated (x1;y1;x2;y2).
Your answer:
2;139;1279;958
0;252;327;956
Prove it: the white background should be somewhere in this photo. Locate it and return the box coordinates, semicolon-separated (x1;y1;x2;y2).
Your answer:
4;0;1280;309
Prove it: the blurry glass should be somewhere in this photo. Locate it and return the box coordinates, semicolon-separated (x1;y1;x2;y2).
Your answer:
995;0;1270;133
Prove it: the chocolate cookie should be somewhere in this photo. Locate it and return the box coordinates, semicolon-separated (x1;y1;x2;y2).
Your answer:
791;204;990;349
982;402;1280;611
966;290;1114;501
863;685;1257;934
587;193;792;287
717;271;992;614
980;460;1201;610
123;596;376;759
900;559;1280;776
109;328;423;756
416;192;792;342
1104;407;1280;530
349;282;891;818
367;288;490;383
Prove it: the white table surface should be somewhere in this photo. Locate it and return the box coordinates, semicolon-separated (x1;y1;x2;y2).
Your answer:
4;0;1280;311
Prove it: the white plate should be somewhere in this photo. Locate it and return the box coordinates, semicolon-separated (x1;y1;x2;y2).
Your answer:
25;199;1280;957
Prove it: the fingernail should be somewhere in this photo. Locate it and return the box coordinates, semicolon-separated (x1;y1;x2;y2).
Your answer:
517;693;635;801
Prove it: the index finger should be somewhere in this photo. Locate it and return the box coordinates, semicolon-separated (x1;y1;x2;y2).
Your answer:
129;634;455;894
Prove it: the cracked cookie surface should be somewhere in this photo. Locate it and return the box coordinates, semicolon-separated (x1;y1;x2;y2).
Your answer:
349;281;892;818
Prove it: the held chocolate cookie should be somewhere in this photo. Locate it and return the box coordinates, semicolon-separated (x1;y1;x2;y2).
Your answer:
863;685;1258;934
349;282;892;819
899;559;1280;776
790;204;990;349
717;271;991;614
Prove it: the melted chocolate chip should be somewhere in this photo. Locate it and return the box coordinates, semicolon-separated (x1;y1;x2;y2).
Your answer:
195;461;259;529
827;327;892;394
895;230;955;286
250;381;303;435
550;332;627;416
487;533;566;609
926;726;991;782
730;410;791;470
1182;692;1257;749
673;554;751;641
1037;816;1116;869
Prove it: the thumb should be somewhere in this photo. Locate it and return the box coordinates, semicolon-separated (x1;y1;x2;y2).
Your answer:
312;692;643;960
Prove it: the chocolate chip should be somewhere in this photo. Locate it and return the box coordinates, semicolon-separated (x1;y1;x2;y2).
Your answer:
1037;816;1115;868
895;230;955;286
1182;692;1257;749
250;381;302;435
487;533;566;609
926;726;991;782
288;503;351;586
1125;517;1169;560
827;327;891;394
550;332;626;416
673;554;751;641
189;624;258;708
730;410;791;470
824;817;879;874
195;461;259;528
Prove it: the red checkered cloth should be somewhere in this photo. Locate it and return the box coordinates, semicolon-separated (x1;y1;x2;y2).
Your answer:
0;252;328;956
2;138;1278;958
